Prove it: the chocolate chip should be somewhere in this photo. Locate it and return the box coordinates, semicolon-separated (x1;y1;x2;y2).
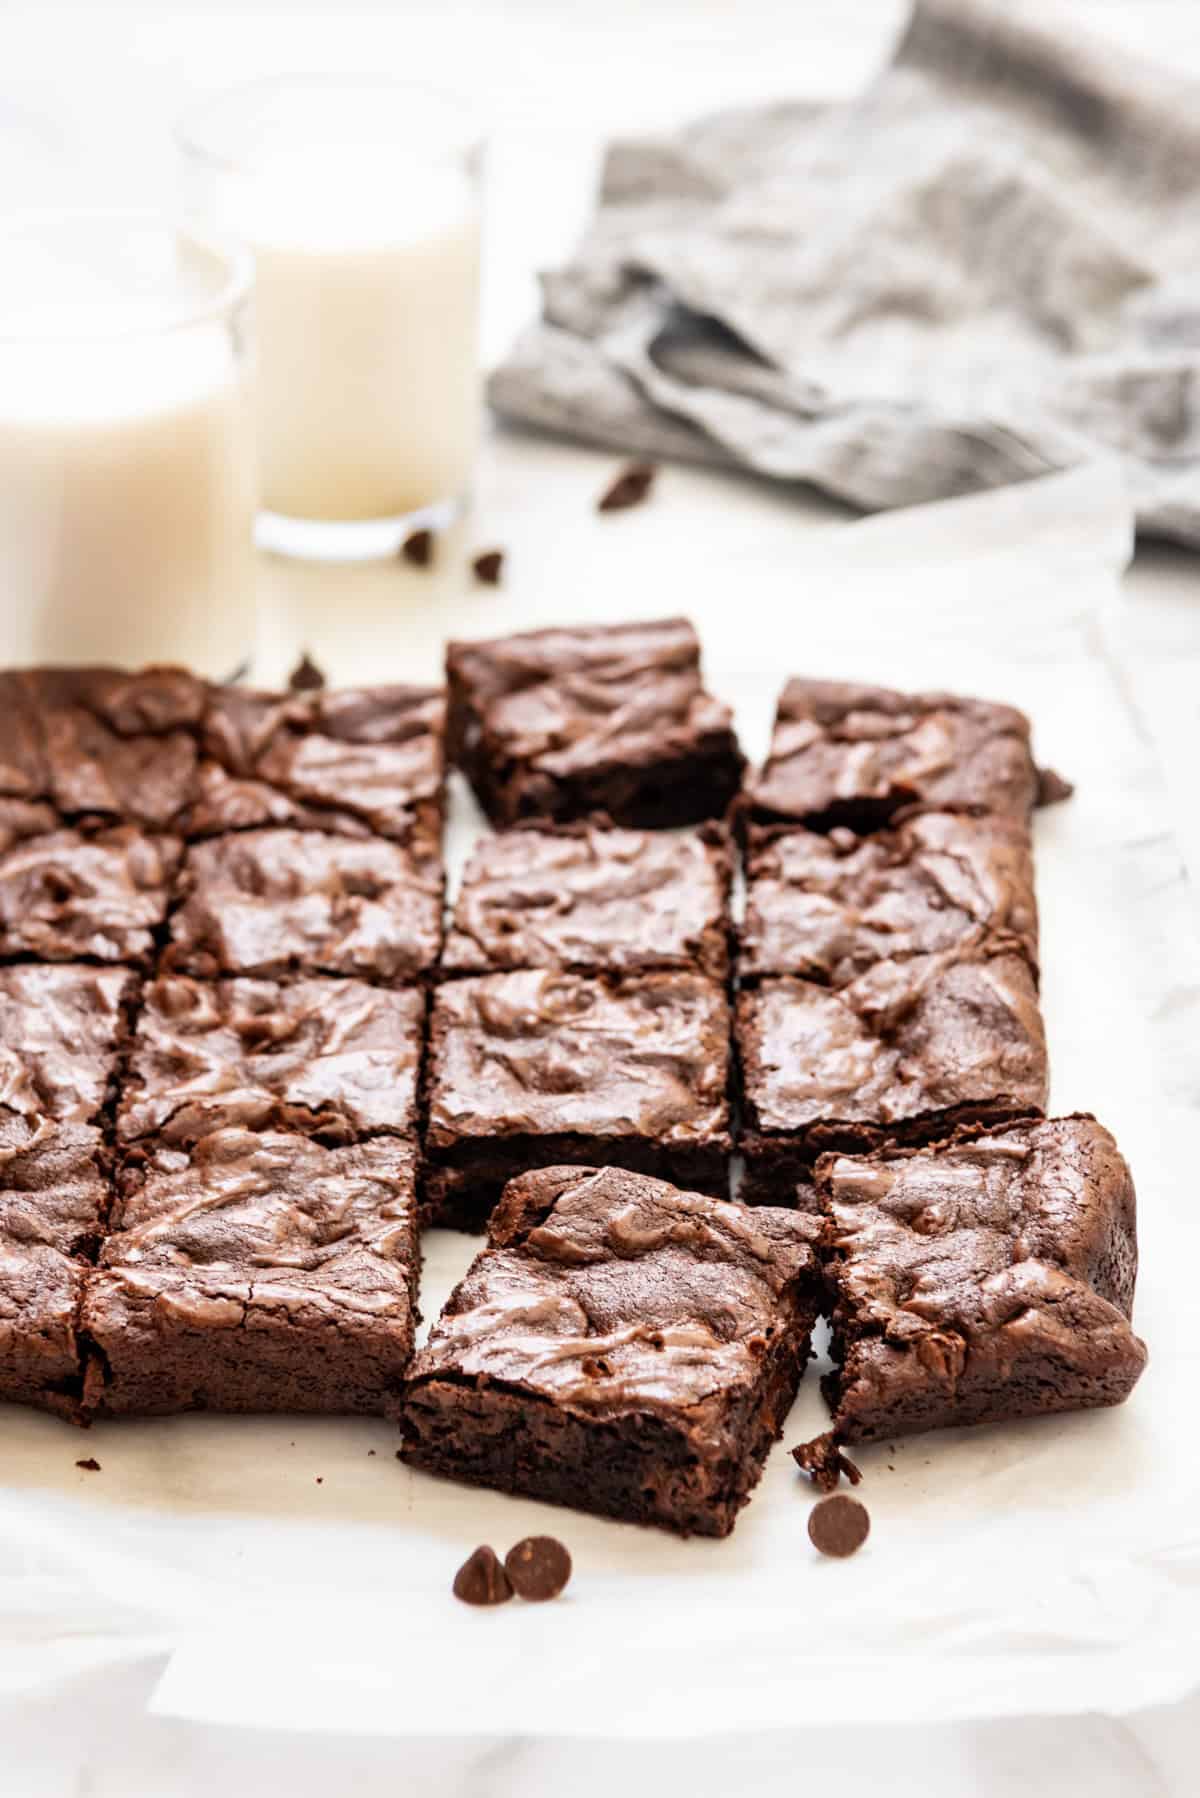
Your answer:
791;1430;863;1494
75;1457;101;1472
505;1535;572;1602
472;549;504;585
597;461;656;512
1036;766;1075;807
808;1494;870;1558
453;1545;514;1606
401;528;434;568
287;652;326;693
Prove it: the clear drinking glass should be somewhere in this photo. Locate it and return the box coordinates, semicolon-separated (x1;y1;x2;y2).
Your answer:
0;211;255;675
177;77;485;561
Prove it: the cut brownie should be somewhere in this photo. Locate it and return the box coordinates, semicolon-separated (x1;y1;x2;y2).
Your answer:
740;812;1038;986
816;1115;1147;1442
446;617;743;828
0;1123;111;1415
737;955;1047;1206
118;974;424;1148
0;812;181;968
165;827;443;981
441;822;732;980
745;679;1039;833
401;1164;821;1537
6;667;206;831
424;969;732;1227
0;963;138;1137
82;1129;420;1416
185;683;446;843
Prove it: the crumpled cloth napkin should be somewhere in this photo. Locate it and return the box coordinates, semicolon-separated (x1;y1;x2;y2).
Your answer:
489;0;1200;545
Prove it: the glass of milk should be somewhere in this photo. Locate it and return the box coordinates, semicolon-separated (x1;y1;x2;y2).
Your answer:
0;211;255;675
178;77;484;561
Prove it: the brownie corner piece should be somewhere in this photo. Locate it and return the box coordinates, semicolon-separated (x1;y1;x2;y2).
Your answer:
445;616;743;828
81;1129;420;1417
818;1114;1147;1444
0;1123;112;1417
441;819;733;979
423;968;732;1228
401;1164;822;1536
746;678;1038;832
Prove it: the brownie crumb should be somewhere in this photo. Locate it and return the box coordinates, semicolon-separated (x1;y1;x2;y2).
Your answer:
472;549;504;585
401;528;434;568
288;652;326;693
315;1477;323;1485
597;462;656;512
505;1535;572;1602
368;1449;376;1457
791;1430;863;1494
75;1457;101;1472
454;1545;514;1606
808;1494;871;1559
1037;766;1075;807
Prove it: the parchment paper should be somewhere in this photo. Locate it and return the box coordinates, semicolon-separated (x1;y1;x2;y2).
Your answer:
1;461;1197;1741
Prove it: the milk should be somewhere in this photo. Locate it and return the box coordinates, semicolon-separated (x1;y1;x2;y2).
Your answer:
243;160;481;524
0;230;255;675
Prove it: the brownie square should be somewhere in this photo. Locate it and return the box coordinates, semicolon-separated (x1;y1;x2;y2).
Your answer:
185;683;446;843
0;1124;111;1415
0;813;181;968
0;963;138;1137
401;1163;821;1536
740;812;1038;985
9;667;207;831
446;617;744;828
424;969;733;1228
737;955;1048;1206
82;1129;420;1416
165;827;443;981
816;1115;1148;1443
745;679;1039;833
441;822;732;980
118;974;424;1148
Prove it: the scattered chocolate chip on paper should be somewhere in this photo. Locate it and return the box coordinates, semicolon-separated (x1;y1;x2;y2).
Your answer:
287;651;326;693
453;1545;514;1606
75;1457;101;1472
808;1494;871;1558
401;527;434;568
597;461;656;512
472;549;504;585
505;1535;572;1602
1037;766;1075;807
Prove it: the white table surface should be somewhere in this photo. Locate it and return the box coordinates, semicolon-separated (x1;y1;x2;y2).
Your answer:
2;2;1199;1791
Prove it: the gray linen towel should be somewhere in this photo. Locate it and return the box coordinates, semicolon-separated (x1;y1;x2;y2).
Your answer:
489;0;1200;546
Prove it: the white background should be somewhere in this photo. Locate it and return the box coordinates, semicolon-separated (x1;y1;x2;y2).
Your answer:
1;2;1199;1793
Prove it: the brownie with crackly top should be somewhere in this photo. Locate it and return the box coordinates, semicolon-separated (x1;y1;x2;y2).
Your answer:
81;1128;420;1416
441;821;732;980
812;1115;1147;1443
423;968;732;1228
401;1163;821;1536
446;617;743;829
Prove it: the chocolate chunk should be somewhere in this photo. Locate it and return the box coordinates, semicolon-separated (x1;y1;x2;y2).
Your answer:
75;1457;101;1472
808;1494;871;1558
402;528;434;568
287;652;326;693
1036;766;1075;807
791;1431;863;1494
453;1545;514;1606
472;550;504;585
598;462;657;512
505;1535;572;1602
